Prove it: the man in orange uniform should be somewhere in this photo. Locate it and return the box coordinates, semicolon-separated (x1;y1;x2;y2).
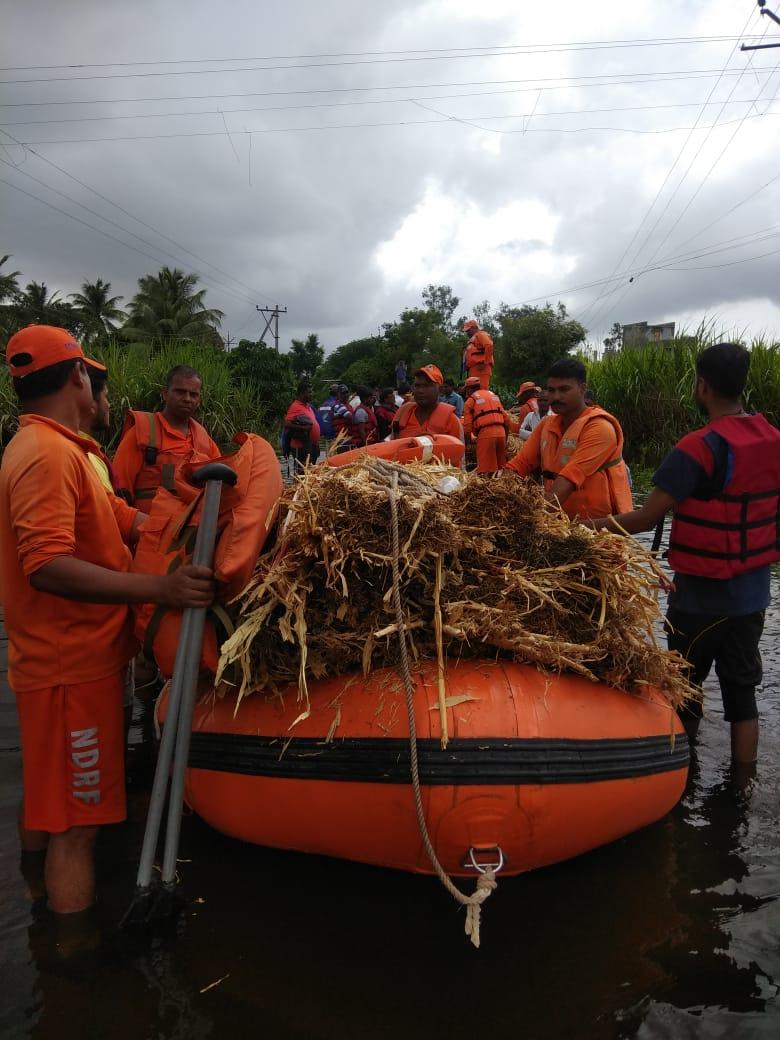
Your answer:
515;381;542;424
505;358;632;520
462;376;517;474
112;364;220;510
391;365;464;443
0;326;214;919
462;319;494;389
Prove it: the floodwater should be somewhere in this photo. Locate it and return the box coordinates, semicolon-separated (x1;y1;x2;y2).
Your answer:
0;566;778;1039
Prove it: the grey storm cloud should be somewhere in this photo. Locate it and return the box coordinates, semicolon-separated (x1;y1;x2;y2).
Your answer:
2;0;779;352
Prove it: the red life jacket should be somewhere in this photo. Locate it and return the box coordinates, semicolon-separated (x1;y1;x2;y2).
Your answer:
395;401;456;436
667;414;780;579
119;410;216;512
351;403;378;445
332;402;354;437
470;390;506;433
375;404;397;440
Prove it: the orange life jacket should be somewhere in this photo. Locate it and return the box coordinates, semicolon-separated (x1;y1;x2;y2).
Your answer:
395;401;456;437
464;331;494;373
131;433;282;677
469;390;507;434
119;410;217;511
539;407;633;520
326;433;464;469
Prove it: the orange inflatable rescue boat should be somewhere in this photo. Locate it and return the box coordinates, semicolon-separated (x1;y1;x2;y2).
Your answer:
168;659;688;877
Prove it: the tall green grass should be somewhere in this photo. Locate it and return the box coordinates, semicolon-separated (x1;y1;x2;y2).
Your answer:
0;339;273;452
587;336;780;467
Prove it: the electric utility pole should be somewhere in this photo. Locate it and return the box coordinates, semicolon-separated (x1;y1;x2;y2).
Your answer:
742;1;780;50
256;304;287;351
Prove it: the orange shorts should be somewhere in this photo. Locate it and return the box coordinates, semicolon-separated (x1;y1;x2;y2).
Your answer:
15;670;127;833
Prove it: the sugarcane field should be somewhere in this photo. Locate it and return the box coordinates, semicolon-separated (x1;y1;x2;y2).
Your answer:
1;3;779;1039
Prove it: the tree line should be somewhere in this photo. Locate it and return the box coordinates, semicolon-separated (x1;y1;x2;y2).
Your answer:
1;254;590;430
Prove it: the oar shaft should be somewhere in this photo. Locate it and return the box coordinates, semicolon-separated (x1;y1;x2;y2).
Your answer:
161;477;224;886
134;607;193;891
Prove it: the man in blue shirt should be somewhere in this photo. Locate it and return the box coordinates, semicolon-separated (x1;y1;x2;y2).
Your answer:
317;383;339;441
440;378;464;418
593;343;779;764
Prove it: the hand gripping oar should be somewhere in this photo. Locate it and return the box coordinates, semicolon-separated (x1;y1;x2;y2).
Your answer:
122;462;237;927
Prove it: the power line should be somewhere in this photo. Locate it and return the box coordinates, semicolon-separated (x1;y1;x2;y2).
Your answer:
585;34;780;331
3;64;778;109
636;53;780;276
0;127;271;305
507;224;780;309
577;7;758;332
12;105;779;147
0;154;258;309
664;167;780;256
1;34;769;73
0;174;264;318
4;37;777;85
1;93;771;129
624;23;776;284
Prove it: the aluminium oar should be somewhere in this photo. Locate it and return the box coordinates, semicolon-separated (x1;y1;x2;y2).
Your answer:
122;461;237;927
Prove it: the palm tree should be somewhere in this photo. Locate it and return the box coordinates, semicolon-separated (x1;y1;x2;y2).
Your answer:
70;278;124;344
122;267;224;347
0;254;22;340
9;280;80;332
0;254;21;303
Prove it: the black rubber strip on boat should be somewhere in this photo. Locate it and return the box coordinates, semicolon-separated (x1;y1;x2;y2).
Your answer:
186;733;689;785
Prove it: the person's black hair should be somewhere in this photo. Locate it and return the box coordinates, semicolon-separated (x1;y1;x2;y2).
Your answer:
441;378;454;390
165;364;202;388
355;384;373;401
12;358;81;402
380;386;395;403
548;358;587;383
696;342;750;398
397;381;411;395
297;378;312;395
88;367;109;401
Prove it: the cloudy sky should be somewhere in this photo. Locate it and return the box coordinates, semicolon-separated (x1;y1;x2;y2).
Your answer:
2;0;779;354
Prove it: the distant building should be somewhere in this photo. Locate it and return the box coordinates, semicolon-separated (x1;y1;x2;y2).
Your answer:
622;321;676;349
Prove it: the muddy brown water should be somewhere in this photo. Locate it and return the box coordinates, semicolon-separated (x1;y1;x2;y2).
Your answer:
0;562;777;1040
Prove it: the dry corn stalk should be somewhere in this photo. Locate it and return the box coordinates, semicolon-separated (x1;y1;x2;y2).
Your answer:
217;459;697;715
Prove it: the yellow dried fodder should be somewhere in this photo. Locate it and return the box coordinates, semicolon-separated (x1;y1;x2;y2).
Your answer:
217;459;697;715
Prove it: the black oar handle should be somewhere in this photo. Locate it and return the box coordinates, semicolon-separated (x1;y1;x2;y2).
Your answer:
191;462;238;487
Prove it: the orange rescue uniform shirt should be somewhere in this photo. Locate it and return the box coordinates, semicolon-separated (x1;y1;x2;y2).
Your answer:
398;405;464;440
111;411;220;501
0;415;138;692
505;410;621;519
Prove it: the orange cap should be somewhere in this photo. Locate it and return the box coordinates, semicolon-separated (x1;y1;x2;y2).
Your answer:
5;325;105;379
414;364;444;386
464;319;479;332
463;376;481;389
516;380;541;397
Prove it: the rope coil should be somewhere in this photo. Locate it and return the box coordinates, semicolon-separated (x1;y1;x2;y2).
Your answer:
387;469;498;948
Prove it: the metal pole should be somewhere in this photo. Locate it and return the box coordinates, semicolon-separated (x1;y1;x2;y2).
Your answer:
160;476;226;887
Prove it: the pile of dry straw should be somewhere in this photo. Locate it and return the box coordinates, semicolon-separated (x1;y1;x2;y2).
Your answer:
217;459;695;713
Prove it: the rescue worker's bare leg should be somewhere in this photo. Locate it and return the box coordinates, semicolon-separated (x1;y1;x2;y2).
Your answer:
45;825;99;914
18;802;48;852
730;719;758;764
